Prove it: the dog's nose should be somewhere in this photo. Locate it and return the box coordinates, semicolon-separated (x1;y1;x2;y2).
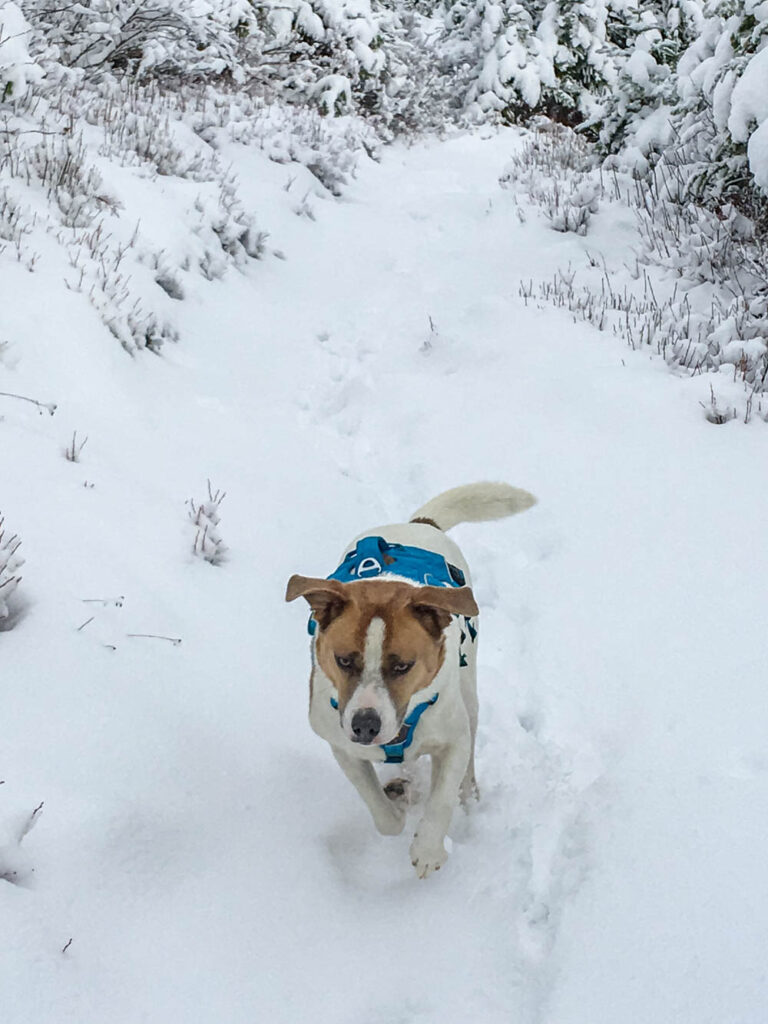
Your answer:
351;708;381;744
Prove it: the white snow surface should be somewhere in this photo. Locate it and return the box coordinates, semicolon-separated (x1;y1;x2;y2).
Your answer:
2;127;768;1024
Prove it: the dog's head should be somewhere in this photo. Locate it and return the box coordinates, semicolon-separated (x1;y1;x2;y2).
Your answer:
285;576;478;746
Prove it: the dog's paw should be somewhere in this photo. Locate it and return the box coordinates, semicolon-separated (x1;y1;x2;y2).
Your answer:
409;832;448;879
383;777;411;807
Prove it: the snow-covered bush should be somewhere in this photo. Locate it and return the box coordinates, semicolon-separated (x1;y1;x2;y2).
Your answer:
514;128;768;409
0;63;273;353
197;93;379;193
452;0;546;120
501;121;601;234
188;482;227;565
13;0;448;133
632;158;768;389
669;1;768;223
20;0;259;79
594;2;768;220
263;0;383;112
0;513;23;622
365;5;462;136
537;0;618;124
589;1;768;402
0;2;42;101
255;0;454;132
593;0;705;160
452;0;622;127
484;0;768;410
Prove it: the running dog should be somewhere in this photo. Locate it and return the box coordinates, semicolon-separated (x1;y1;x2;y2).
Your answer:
285;482;536;877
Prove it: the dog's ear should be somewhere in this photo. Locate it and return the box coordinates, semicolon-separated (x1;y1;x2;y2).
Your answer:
408;584;478;639
285;575;349;631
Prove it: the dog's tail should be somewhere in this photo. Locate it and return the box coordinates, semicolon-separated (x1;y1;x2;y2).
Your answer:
410;482;536;532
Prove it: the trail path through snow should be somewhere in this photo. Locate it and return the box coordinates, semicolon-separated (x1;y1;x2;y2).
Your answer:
3;131;768;1024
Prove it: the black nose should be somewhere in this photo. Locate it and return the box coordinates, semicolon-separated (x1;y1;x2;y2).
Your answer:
351;708;381;744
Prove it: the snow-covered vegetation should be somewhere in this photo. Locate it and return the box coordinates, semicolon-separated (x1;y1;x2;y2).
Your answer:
0;512;23;622
2;1;768;1022
2;0;767;389
188;482;227;565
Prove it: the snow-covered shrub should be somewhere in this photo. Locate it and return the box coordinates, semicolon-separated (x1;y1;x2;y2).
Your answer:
452;0;546;120
15;0;449;133
501;121;601;233
593;0;705;161
0;65;270;354
595;2;768;223
0;2;42;101
536;0;618;124
0;513;23;622
0;184;34;266
516;135;768;410
631;158;768;388
452;0;622;127
197;93;379;194
262;0;384;113
25;129;107;228
669;1;768;224
187;482;227;565
491;1;768;410
21;0;259;79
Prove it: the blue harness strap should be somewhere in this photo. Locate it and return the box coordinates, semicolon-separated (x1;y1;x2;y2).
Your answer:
378;693;439;763
329;692;439;763
309;536;477;761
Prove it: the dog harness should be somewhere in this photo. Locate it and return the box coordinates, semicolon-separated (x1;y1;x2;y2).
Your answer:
309;536;477;763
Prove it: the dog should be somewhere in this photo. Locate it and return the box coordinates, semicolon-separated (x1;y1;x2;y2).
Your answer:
285;482;536;878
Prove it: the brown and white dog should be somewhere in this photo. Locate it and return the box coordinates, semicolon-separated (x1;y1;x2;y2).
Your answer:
286;482;536;878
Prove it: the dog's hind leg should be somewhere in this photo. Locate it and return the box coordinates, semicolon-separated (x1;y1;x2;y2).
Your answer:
459;661;480;804
332;749;406;836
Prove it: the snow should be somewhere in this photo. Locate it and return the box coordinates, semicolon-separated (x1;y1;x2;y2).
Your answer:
727;43;768;191
626;48;658;89
624;103;674;162
748;117;768;191
2;125;768;1024
728;45;768;142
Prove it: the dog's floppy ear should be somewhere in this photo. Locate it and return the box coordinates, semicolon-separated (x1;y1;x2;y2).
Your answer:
285;575;349;631
408;584;478;639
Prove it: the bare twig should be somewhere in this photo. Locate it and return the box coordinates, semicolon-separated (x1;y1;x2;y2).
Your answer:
0;391;56;415
126;633;182;645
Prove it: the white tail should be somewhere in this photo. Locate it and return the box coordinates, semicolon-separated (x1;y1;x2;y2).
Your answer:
410;482;536;532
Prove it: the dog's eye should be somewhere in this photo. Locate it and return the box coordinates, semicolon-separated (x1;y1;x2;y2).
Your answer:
391;660;414;675
335;654;354;670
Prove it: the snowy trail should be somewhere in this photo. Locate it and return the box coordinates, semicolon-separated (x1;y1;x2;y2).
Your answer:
3;131;768;1024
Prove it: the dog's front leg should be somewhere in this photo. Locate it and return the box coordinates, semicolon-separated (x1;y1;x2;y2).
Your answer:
410;738;470;878
332;748;406;836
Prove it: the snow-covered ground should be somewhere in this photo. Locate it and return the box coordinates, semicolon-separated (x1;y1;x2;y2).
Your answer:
2;127;768;1024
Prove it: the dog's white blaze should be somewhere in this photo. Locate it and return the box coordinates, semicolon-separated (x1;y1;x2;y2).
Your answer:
341;616;399;745
362;616;386;676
